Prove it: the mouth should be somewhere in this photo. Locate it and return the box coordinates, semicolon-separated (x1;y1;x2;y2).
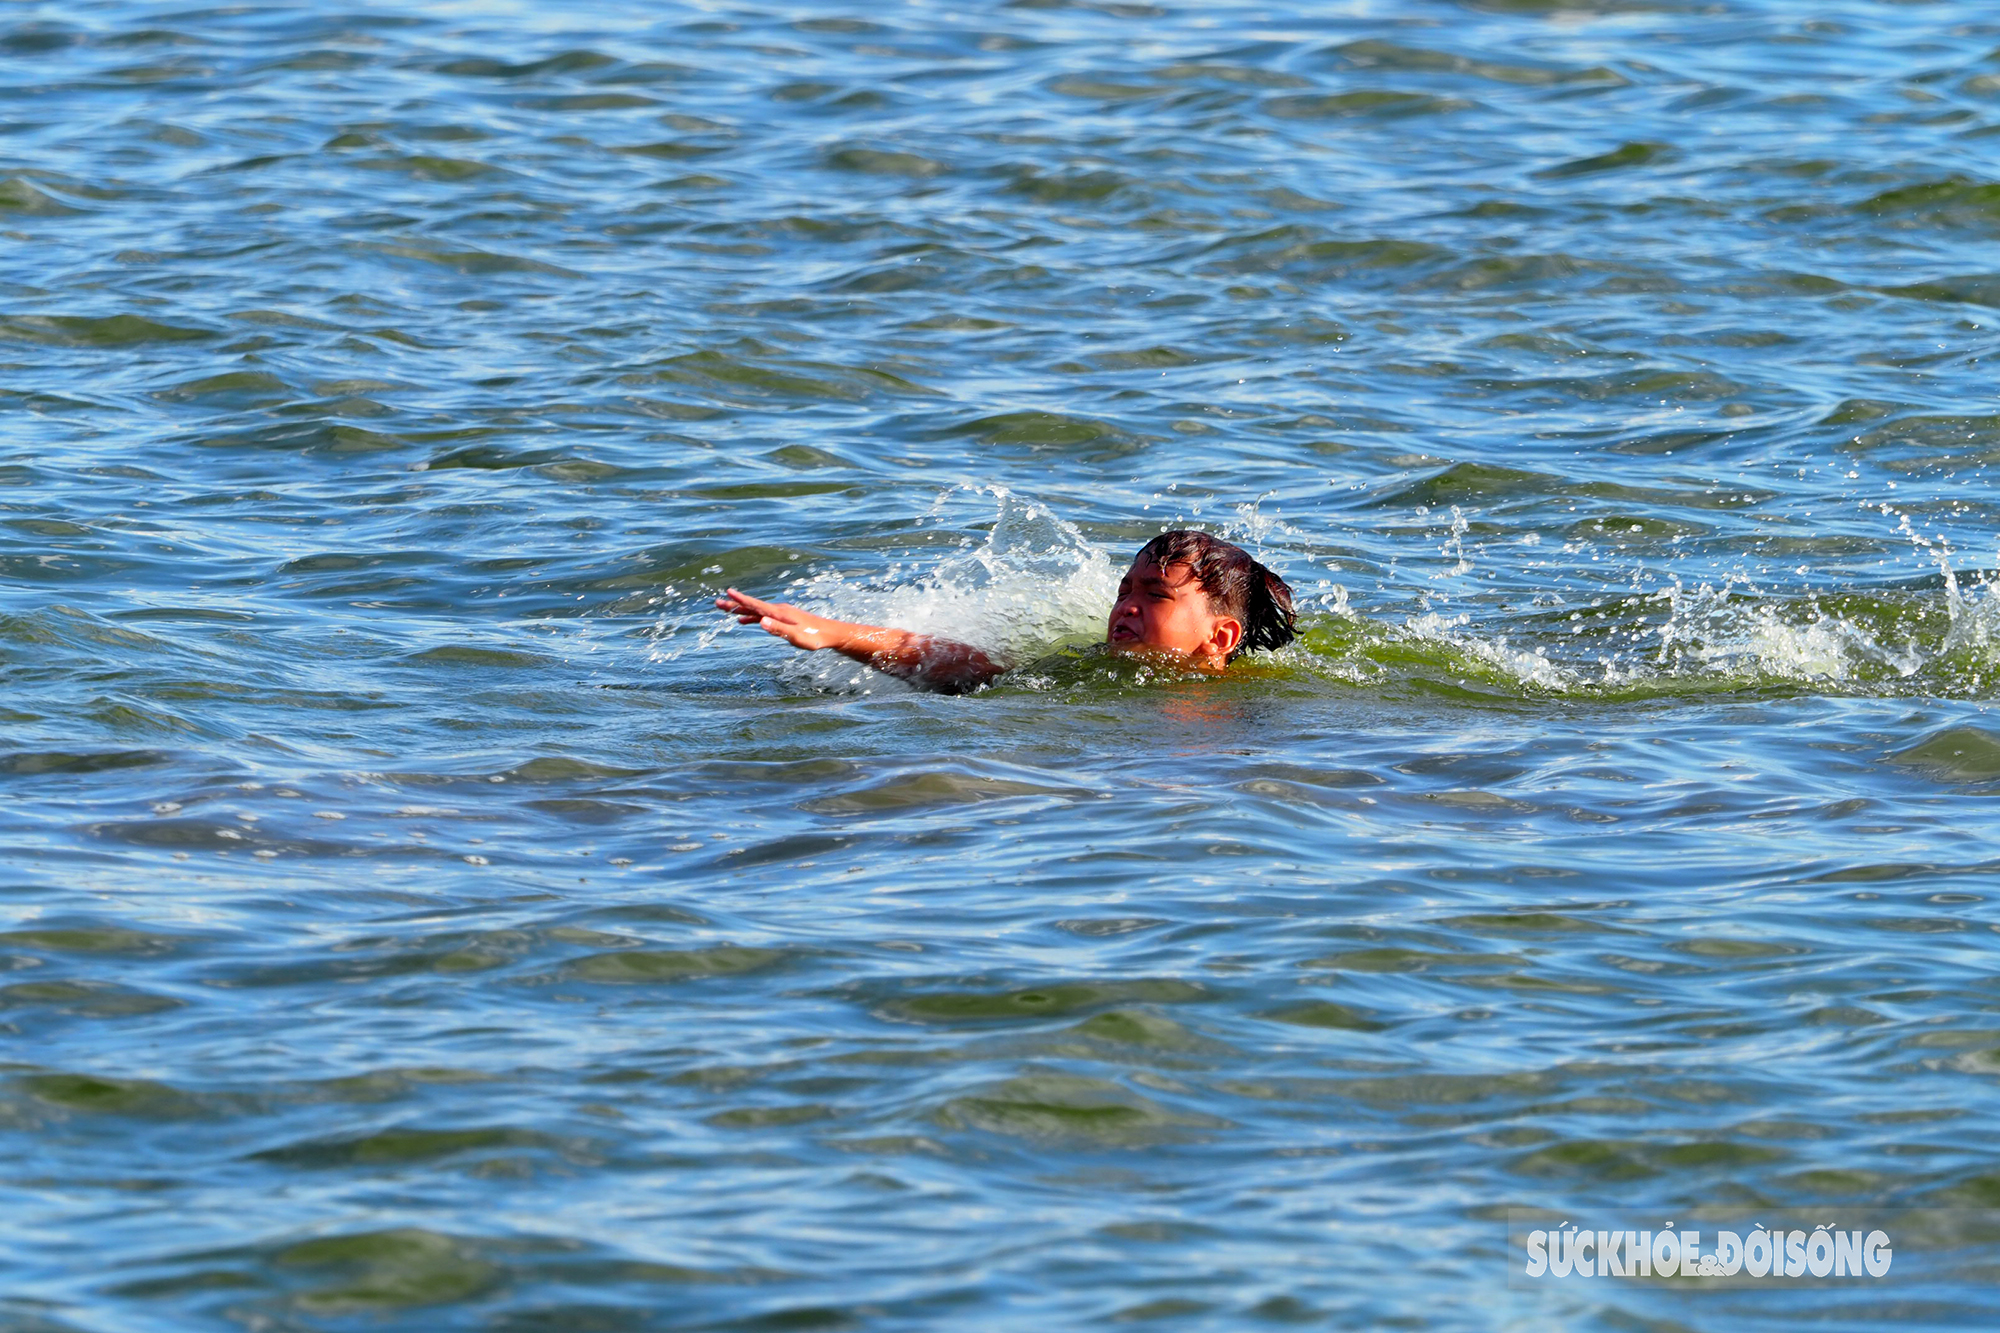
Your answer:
1108;624;1139;643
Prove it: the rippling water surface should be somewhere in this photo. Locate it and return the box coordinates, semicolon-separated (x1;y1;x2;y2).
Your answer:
8;1;2000;1327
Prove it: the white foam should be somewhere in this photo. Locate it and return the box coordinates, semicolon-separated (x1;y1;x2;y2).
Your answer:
655;494;2000;700
678;489;1120;693
801;489;1112;642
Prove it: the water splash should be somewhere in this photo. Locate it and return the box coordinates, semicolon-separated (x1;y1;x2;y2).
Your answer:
1441;505;1474;578
1372;563;2000;701
656;494;2000;702
802;489;1116;651
657;489;1119;692
1645;579;1924;683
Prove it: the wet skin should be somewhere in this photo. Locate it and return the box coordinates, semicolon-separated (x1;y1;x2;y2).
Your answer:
1105;555;1242;669
717;553;1244;691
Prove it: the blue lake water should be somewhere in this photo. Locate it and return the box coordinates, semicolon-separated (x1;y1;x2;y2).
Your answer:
4;0;2000;1327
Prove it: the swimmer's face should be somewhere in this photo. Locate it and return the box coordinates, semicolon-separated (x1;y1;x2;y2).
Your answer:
1106;555;1243;668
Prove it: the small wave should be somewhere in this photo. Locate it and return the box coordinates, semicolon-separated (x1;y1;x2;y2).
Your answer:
648;489;1118;692
660;491;2000;703
777;491;1119;693
1328;567;2000;702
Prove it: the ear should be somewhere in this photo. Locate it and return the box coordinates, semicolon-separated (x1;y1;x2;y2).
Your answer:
1207;616;1243;661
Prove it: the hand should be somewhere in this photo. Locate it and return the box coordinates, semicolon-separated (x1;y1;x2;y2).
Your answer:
715;588;855;653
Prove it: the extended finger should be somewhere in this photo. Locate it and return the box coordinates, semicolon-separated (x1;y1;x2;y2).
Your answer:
723;587;782;616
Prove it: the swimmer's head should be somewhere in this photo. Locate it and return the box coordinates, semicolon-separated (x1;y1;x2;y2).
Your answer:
1106;530;1296;668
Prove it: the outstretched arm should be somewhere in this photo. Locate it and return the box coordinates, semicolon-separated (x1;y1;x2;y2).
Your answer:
715;588;1006;694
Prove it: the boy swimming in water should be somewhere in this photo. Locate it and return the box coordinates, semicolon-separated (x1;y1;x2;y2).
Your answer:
715;529;1296;694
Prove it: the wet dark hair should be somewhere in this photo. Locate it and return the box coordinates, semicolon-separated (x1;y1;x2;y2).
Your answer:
1136;530;1296;660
